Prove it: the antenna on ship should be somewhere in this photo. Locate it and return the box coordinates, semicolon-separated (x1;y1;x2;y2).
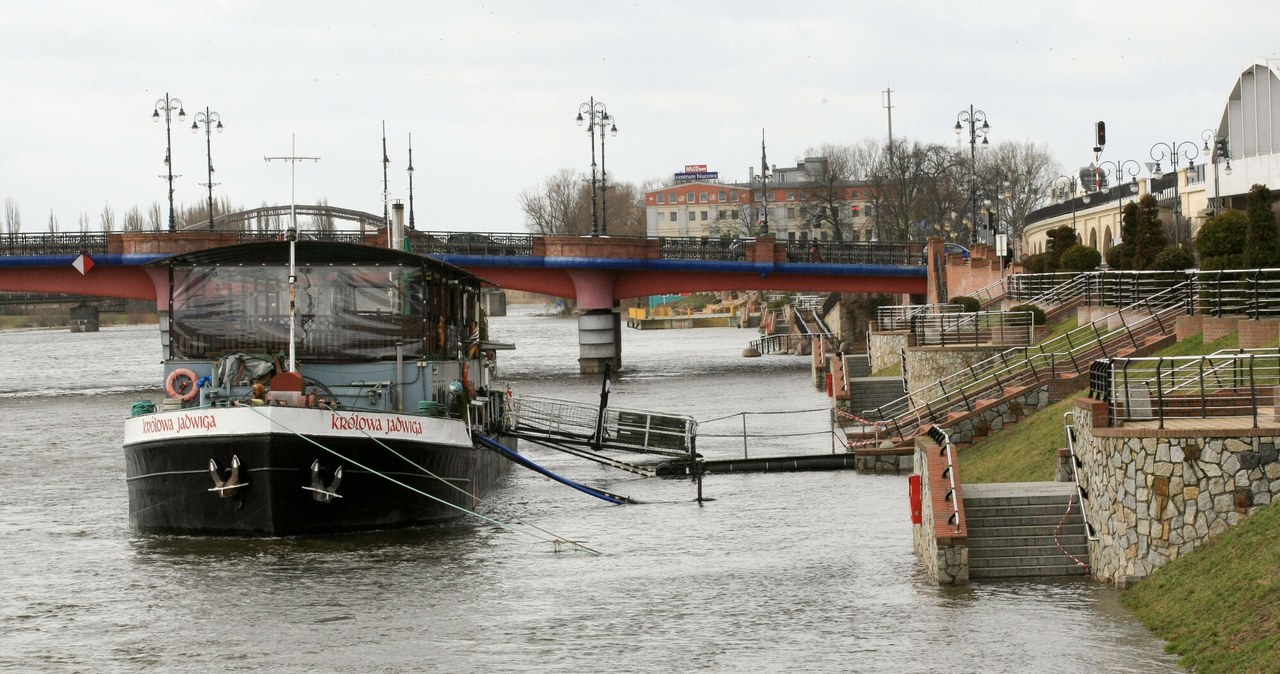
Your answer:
265;133;320;372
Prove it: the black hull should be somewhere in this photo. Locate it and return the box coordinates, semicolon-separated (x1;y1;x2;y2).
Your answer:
125;433;510;536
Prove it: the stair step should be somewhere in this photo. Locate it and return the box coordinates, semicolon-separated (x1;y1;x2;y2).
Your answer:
969;552;1088;569
966;494;1083;508
967;514;1080;529
969;543;1089;560
968;533;1088;549
970;564;1090;579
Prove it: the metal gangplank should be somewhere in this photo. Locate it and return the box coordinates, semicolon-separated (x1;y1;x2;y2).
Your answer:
504;395;698;477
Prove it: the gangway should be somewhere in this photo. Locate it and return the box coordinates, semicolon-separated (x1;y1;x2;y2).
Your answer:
506;394;697;459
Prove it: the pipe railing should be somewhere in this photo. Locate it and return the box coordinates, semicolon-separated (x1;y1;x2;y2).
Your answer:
1062;412;1098;541
859;282;1189;444
1106;350;1280;429
910;310;1035;347
926;425;962;533
876;303;963;332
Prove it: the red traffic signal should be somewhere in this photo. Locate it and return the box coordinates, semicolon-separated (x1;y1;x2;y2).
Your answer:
1095;121;1106;149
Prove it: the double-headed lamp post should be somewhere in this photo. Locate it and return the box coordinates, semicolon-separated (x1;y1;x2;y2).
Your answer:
954;105;991;245
1147;140;1199;245
1052;174;1091;237
575;97;614;236
151;93;186;232
1095;159;1140;243
191;107;224;230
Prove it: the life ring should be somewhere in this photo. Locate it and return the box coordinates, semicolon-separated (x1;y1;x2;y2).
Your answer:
166;368;200;401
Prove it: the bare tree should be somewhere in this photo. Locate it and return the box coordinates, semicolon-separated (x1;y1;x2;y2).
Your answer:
312;198;336;233
975;141;1060;247
47;210;58;233
78;211;90;232
601;182;647;237
148;203;164;231
124;206;145;231
520;169;591;235
868;139;964;242
4;197;21;235
99;203;116;232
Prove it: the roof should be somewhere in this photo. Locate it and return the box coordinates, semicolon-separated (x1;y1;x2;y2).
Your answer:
150;240;475;279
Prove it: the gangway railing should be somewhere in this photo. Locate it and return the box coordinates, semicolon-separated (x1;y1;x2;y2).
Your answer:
926;426;962;533
507;394;696;457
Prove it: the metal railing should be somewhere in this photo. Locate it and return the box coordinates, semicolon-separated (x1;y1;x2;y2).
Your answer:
910;310;1035;347
859;281;1189;444
876;303;963;331
1005;268;1280;319
749;333;789;354
782;239;926;265
1;233;109;256
1105;349;1280;428
926;426;962;533
507;394;696;456
1062;412;1099;541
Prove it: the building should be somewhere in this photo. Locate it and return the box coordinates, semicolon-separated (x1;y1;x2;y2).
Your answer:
645;157;877;242
1022;58;1280;260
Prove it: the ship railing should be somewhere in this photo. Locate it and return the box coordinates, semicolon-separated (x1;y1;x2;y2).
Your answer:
507;394;696;457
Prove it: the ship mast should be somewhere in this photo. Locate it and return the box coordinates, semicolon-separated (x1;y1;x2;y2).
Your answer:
264;134;320;372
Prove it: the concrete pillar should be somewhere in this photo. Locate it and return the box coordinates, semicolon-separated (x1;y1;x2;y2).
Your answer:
578;308;621;374
481;289;507;317
69;302;99;332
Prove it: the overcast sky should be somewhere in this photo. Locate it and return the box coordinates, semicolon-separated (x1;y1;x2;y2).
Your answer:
1;1;1277;234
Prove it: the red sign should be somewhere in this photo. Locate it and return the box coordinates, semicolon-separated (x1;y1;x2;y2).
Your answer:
684;164;707;173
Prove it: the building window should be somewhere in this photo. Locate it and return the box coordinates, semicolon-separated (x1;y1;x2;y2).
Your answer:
700;210;708;221
700;192;708;203
851;206;860;218
731;192;740;203
657;194;665;205
787;192;795;201
754;193;761;202
850;191;860;200
787;232;797;242
787;207;797;219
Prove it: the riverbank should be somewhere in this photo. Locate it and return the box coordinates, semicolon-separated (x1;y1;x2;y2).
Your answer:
958;329;1279;673
0;311;157;330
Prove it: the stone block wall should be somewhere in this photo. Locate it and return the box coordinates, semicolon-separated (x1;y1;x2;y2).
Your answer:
1073;400;1280;586
869;330;907;373
904;345;1008;398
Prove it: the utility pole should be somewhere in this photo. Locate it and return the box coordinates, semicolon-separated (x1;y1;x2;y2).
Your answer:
883;87;894;152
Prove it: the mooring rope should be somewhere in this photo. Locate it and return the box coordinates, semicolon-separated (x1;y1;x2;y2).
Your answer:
1053;493;1090;571
698;407;829;424
244;405;601;556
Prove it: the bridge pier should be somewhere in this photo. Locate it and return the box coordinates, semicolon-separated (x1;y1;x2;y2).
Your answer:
578;307;621;375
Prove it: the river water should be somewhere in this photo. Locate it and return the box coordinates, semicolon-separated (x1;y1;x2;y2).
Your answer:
0;308;1182;673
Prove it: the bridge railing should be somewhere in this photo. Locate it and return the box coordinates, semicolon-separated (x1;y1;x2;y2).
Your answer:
2;233;109;256
783;239;926;265
411;232;536;257
237;231;367;244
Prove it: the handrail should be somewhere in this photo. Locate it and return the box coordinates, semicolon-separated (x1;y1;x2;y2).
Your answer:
909;310;1035;347
858;281;1189;444
1062;412;1099;541
926;426;962;533
1105;350;1280;428
876;303;963;331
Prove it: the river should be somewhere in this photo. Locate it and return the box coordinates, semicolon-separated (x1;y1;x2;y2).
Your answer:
0;307;1182;672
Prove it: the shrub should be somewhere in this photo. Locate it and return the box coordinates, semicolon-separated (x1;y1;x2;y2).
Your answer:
1009;303;1046;325
1021;252;1056;274
949;295;980;312
1152;246;1196;271
1059;244;1102;271
1196;209;1247;260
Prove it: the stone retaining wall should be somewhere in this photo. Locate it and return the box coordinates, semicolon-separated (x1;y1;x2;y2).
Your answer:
868;330;907;373
1073;400;1280;586
904;345;1007;398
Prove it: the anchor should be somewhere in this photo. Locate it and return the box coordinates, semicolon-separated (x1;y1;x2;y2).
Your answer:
208;455;248;497
303;460;343;502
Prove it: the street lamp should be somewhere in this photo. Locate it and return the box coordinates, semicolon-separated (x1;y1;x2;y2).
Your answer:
1053;175;1089;236
1201;129;1233;215
954;105;991;245
1147;140;1199;245
575;97;613;236
190;107;223;230
151;93;186;232
406;133;416;231
1094;159;1140;243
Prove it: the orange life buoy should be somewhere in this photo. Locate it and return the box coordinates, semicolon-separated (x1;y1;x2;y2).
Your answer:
166;368;200;401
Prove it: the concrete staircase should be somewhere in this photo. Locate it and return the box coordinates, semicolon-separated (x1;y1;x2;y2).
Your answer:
964;482;1090;579
847;376;904;413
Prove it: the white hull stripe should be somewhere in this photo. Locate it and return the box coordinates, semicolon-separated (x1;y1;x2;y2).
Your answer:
123;406;473;448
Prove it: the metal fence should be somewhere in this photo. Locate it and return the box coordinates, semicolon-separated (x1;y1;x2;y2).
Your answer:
1;233;109;256
1006;268;1280;319
1101;349;1280;428
876;303;963;331
910;310;1035;347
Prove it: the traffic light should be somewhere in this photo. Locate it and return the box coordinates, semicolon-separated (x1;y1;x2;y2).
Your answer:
1215;137;1230;160
1094;121;1106;151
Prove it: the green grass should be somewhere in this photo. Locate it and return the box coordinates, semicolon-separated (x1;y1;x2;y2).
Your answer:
872;361;901;377
1041;314;1078;342
1120;500;1280;674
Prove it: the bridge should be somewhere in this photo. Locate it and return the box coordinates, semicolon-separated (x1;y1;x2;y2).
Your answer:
0;209;943;372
